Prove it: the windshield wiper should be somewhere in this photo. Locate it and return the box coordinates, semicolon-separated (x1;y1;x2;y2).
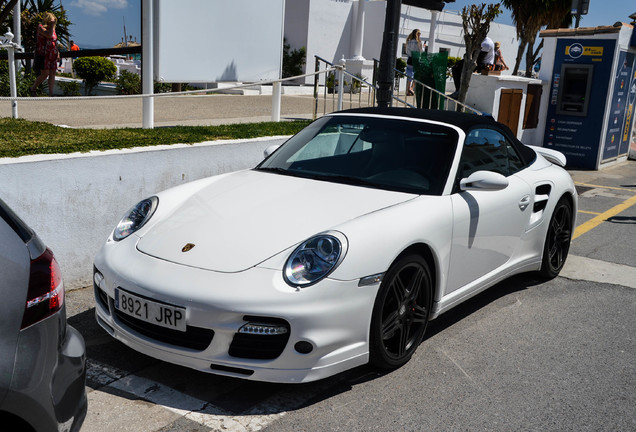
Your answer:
257;168;378;188
308;173;378;187
256;167;292;175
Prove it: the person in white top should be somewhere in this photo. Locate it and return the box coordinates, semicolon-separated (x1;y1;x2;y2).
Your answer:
477;36;495;73
405;29;425;96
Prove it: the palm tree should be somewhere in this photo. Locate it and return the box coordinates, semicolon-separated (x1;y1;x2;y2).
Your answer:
501;0;572;76
21;0;71;51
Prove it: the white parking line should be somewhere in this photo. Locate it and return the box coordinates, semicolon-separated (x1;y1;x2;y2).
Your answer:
84;359;337;432
561;255;636;289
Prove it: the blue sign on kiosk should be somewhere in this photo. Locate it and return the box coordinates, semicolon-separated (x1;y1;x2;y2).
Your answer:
539;24;636;169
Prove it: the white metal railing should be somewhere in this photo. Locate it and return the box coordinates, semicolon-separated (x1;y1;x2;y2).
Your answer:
1;51;481;127
0;68;338;124
371;58;482;115
313;56;377;118
314;56;482;116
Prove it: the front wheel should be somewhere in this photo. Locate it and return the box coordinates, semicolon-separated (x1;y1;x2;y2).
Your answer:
369;254;432;369
539;197;573;278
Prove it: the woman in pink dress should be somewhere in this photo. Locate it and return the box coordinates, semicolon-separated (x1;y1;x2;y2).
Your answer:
30;12;59;97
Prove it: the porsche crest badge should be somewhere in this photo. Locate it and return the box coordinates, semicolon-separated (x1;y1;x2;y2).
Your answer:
181;243;196;252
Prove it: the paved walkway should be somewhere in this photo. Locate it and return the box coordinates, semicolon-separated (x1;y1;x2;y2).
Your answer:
1;92;374;128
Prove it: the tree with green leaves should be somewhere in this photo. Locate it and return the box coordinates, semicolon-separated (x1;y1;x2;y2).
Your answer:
457;3;502;103
501;0;572;76
73;56;116;95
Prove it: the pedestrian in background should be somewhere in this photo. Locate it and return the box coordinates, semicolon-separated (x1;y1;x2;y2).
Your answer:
476;36;495;73
30;12;59;97
494;41;509;71
405;29;424;96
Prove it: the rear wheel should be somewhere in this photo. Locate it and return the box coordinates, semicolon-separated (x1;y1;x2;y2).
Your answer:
539;197;573;278
369;254;432;369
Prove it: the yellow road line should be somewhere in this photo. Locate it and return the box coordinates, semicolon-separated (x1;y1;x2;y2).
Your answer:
578;210;602;215
575;182;636;193
573;194;636;240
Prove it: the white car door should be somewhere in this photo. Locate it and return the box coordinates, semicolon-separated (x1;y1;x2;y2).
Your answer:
446;127;532;293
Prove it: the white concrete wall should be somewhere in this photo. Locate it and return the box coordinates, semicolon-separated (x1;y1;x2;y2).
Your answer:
0;137;288;290
465;74;547;146
284;0;310;55
286;0;519;84
307;0;355;67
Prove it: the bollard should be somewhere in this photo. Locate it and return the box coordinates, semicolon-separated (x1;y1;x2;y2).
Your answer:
7;45;17;118
2;30;18;118
272;81;281;122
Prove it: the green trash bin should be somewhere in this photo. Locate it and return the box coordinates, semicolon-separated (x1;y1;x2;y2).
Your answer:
412;51;448;110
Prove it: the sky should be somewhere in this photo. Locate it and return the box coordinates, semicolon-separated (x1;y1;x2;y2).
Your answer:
62;0;141;49
57;0;635;49
443;0;635;29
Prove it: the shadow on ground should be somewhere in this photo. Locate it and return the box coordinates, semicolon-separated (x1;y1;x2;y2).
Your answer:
68;272;546;416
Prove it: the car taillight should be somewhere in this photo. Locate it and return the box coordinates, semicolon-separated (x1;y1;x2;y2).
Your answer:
20;248;65;329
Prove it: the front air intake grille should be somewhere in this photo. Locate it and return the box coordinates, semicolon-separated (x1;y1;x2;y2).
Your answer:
96;287;109;310
114;310;214;351
229;317;290;360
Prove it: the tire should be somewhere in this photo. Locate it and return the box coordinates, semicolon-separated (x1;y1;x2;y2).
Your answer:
369;254;432;369
539;197;573;278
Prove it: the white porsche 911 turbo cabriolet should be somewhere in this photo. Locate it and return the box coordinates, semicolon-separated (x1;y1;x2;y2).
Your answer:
93;107;577;383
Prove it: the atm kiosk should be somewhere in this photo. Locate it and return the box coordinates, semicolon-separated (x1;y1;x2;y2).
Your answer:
538;23;636;169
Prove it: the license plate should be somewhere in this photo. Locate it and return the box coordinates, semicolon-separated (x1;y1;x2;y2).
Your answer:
115;288;186;332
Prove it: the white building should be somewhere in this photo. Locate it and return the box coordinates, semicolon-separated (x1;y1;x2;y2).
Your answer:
284;0;519;83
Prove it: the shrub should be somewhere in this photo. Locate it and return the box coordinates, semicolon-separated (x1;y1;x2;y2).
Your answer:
58;80;81;96
0;60;40;97
73;57;117;95
116;70;141;95
154;81;171;94
446;56;462;78
282;38;306;78
447;56;462;69
395;57;407;74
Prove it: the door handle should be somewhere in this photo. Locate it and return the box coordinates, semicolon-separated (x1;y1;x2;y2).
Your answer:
519;195;530;211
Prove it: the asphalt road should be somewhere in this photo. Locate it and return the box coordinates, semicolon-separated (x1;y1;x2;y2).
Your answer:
63;160;636;432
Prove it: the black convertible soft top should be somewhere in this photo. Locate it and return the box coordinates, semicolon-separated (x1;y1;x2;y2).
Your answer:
336;107;537;165
337;107;496;131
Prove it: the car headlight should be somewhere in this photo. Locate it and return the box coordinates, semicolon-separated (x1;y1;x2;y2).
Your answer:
113;196;158;241
284;233;346;287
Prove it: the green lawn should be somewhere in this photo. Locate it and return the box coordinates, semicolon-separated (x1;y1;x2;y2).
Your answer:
0;118;311;158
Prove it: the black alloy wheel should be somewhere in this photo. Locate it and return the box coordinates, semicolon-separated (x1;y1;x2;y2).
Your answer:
540;197;573;278
369;254;432;369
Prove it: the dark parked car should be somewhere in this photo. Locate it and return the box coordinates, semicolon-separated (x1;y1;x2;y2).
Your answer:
0;199;87;431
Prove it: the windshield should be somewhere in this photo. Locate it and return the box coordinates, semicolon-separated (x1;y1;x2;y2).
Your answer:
256;115;459;195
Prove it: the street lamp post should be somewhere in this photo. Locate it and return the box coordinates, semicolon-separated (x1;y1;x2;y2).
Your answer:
376;0;402;107
376;0;449;107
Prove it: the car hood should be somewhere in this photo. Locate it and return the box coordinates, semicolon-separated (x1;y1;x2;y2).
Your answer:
136;170;415;272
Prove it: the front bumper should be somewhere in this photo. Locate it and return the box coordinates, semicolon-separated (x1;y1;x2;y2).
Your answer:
94;239;380;383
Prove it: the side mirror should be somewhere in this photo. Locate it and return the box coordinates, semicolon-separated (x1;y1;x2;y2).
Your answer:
460;170;509;191
263;145;280;159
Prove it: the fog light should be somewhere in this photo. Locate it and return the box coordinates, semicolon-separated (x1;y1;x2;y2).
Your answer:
93;268;104;288
238;323;288;335
294;341;313;354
